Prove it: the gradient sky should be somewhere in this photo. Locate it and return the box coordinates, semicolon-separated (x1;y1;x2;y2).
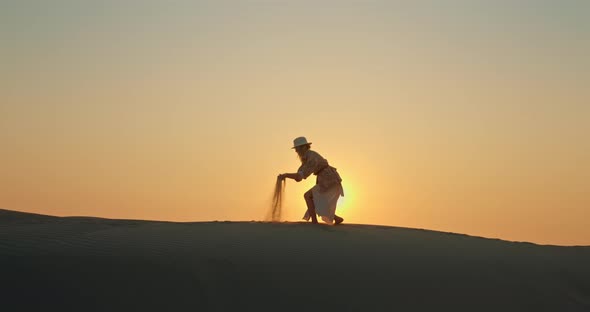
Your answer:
2;1;589;245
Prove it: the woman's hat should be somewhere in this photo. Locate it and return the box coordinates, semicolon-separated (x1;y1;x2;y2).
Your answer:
292;136;312;149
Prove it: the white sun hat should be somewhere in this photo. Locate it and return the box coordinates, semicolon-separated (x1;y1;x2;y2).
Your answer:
292;136;312;149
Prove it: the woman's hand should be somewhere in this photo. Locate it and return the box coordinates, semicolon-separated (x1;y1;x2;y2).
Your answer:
279;173;302;182
277;173;285;181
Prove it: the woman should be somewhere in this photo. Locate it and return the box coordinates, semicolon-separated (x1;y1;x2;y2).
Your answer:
279;137;345;225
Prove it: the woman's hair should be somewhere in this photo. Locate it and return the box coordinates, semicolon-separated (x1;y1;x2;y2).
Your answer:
296;144;311;163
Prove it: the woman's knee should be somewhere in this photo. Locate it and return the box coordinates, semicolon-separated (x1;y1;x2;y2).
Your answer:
304;189;313;200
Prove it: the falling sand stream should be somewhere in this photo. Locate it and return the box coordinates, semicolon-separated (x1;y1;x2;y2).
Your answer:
267;176;286;222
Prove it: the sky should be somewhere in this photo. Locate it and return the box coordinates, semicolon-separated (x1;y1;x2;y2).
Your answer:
1;0;589;245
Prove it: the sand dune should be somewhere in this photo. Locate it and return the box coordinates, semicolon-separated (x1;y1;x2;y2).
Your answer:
1;209;589;311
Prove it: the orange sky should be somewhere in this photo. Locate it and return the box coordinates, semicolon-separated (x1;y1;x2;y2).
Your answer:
1;1;589;245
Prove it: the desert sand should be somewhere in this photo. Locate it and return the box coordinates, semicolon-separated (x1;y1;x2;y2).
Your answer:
1;208;589;311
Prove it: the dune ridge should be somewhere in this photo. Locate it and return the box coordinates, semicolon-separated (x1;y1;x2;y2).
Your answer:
1;208;589;311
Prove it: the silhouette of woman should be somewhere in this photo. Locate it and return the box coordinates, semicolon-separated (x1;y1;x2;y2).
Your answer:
279;137;345;225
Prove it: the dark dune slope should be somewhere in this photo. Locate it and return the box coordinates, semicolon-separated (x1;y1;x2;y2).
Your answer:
1;209;589;311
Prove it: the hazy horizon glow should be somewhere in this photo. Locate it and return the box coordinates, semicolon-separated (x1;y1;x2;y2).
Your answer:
2;1;589;245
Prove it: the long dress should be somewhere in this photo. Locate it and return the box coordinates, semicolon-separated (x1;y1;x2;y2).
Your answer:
297;150;344;224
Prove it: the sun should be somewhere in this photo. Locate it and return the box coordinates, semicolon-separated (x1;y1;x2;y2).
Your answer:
336;180;356;216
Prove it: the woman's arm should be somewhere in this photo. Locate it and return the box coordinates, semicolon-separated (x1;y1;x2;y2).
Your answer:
279;173;302;182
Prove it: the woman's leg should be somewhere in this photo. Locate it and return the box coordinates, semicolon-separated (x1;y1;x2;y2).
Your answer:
304;189;318;223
